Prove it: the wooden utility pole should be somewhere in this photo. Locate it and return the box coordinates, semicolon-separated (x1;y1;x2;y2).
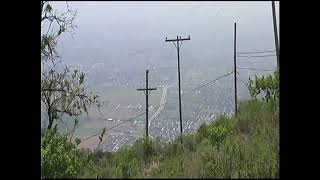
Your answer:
234;23;238;116
137;70;157;138
165;35;190;143
272;1;279;67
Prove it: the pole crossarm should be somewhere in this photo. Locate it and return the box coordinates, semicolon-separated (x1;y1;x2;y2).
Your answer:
165;35;191;144
165;37;190;42
137;70;157;138
137;88;157;91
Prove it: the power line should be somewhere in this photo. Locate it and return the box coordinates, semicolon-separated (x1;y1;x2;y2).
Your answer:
236;54;276;58
148;67;176;70
99;102;169;147
81;111;147;142
192;70;234;92
81;130;102;142
237;66;274;72
236;50;275;54
81;102;169;143
106;102;168;133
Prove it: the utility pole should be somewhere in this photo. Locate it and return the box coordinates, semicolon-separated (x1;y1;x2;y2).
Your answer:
137;70;157;138
272;1;279;68
165;35;190;143
234;23;238;116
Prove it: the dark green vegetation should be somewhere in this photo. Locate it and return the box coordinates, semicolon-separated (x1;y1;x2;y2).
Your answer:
77;99;279;178
79;69;279;178
41;126;89;178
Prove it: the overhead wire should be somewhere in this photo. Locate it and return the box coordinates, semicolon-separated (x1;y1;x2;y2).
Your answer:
99;102;170;147
236;50;275;54
81;102;169;143
192;70;234;92
237;67;274;72
236;54;276;58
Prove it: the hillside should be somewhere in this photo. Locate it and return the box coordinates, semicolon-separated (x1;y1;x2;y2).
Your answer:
77;99;279;178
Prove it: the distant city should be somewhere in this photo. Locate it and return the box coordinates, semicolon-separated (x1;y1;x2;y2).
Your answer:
41;56;275;152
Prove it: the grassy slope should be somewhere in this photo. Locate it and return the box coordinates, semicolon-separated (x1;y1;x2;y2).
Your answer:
78;99;279;178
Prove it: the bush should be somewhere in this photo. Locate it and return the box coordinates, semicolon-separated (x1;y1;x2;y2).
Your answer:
182;134;196;152
41;128;89;178
207;116;234;146
112;147;141;178
76;97;279;179
143;138;157;160
129;137;161;164
208;125;227;145
246;68;279;103
195;123;209;143
163;137;183;158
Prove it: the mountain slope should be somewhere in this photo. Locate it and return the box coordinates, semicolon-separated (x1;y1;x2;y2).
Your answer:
79;99;279;178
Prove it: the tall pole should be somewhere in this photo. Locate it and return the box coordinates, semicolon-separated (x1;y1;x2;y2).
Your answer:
234;23;238;116
272;1;279;68
176;35;183;139
146;70;149;137
137;70;157;138
165;35;190;144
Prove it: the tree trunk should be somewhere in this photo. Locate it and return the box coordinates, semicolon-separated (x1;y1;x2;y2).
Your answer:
47;110;53;129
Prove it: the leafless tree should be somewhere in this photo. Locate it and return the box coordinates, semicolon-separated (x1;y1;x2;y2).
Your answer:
41;1;103;130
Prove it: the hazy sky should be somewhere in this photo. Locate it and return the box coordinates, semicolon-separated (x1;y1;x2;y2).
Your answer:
50;1;279;73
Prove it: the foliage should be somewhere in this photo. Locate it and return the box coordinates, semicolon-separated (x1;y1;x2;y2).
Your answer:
246;68;279;103
182;134;196;152
78;99;279;178
41;2;105;173
195;123;209;143
41;62;102;129
207;116;234;146
208;123;228;145
142;137;162;161
41;127;89;178
41;1;102;130
41;1;77;62
112;148;141;178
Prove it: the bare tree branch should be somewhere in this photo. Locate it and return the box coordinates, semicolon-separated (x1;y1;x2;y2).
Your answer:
42;62;102;129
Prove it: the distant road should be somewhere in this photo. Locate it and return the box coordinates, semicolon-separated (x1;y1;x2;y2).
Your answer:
149;84;168;128
112;136;125;152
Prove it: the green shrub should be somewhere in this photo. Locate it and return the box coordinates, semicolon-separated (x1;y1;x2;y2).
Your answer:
208;125;227;145
195;123;209;143
143;138;157;160
246;68;279;103
41;128;89;178
182;134;196;152
76;99;279;178
112;147;141;178
207;116;233;146
129;137;160;164
163;138;183;158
